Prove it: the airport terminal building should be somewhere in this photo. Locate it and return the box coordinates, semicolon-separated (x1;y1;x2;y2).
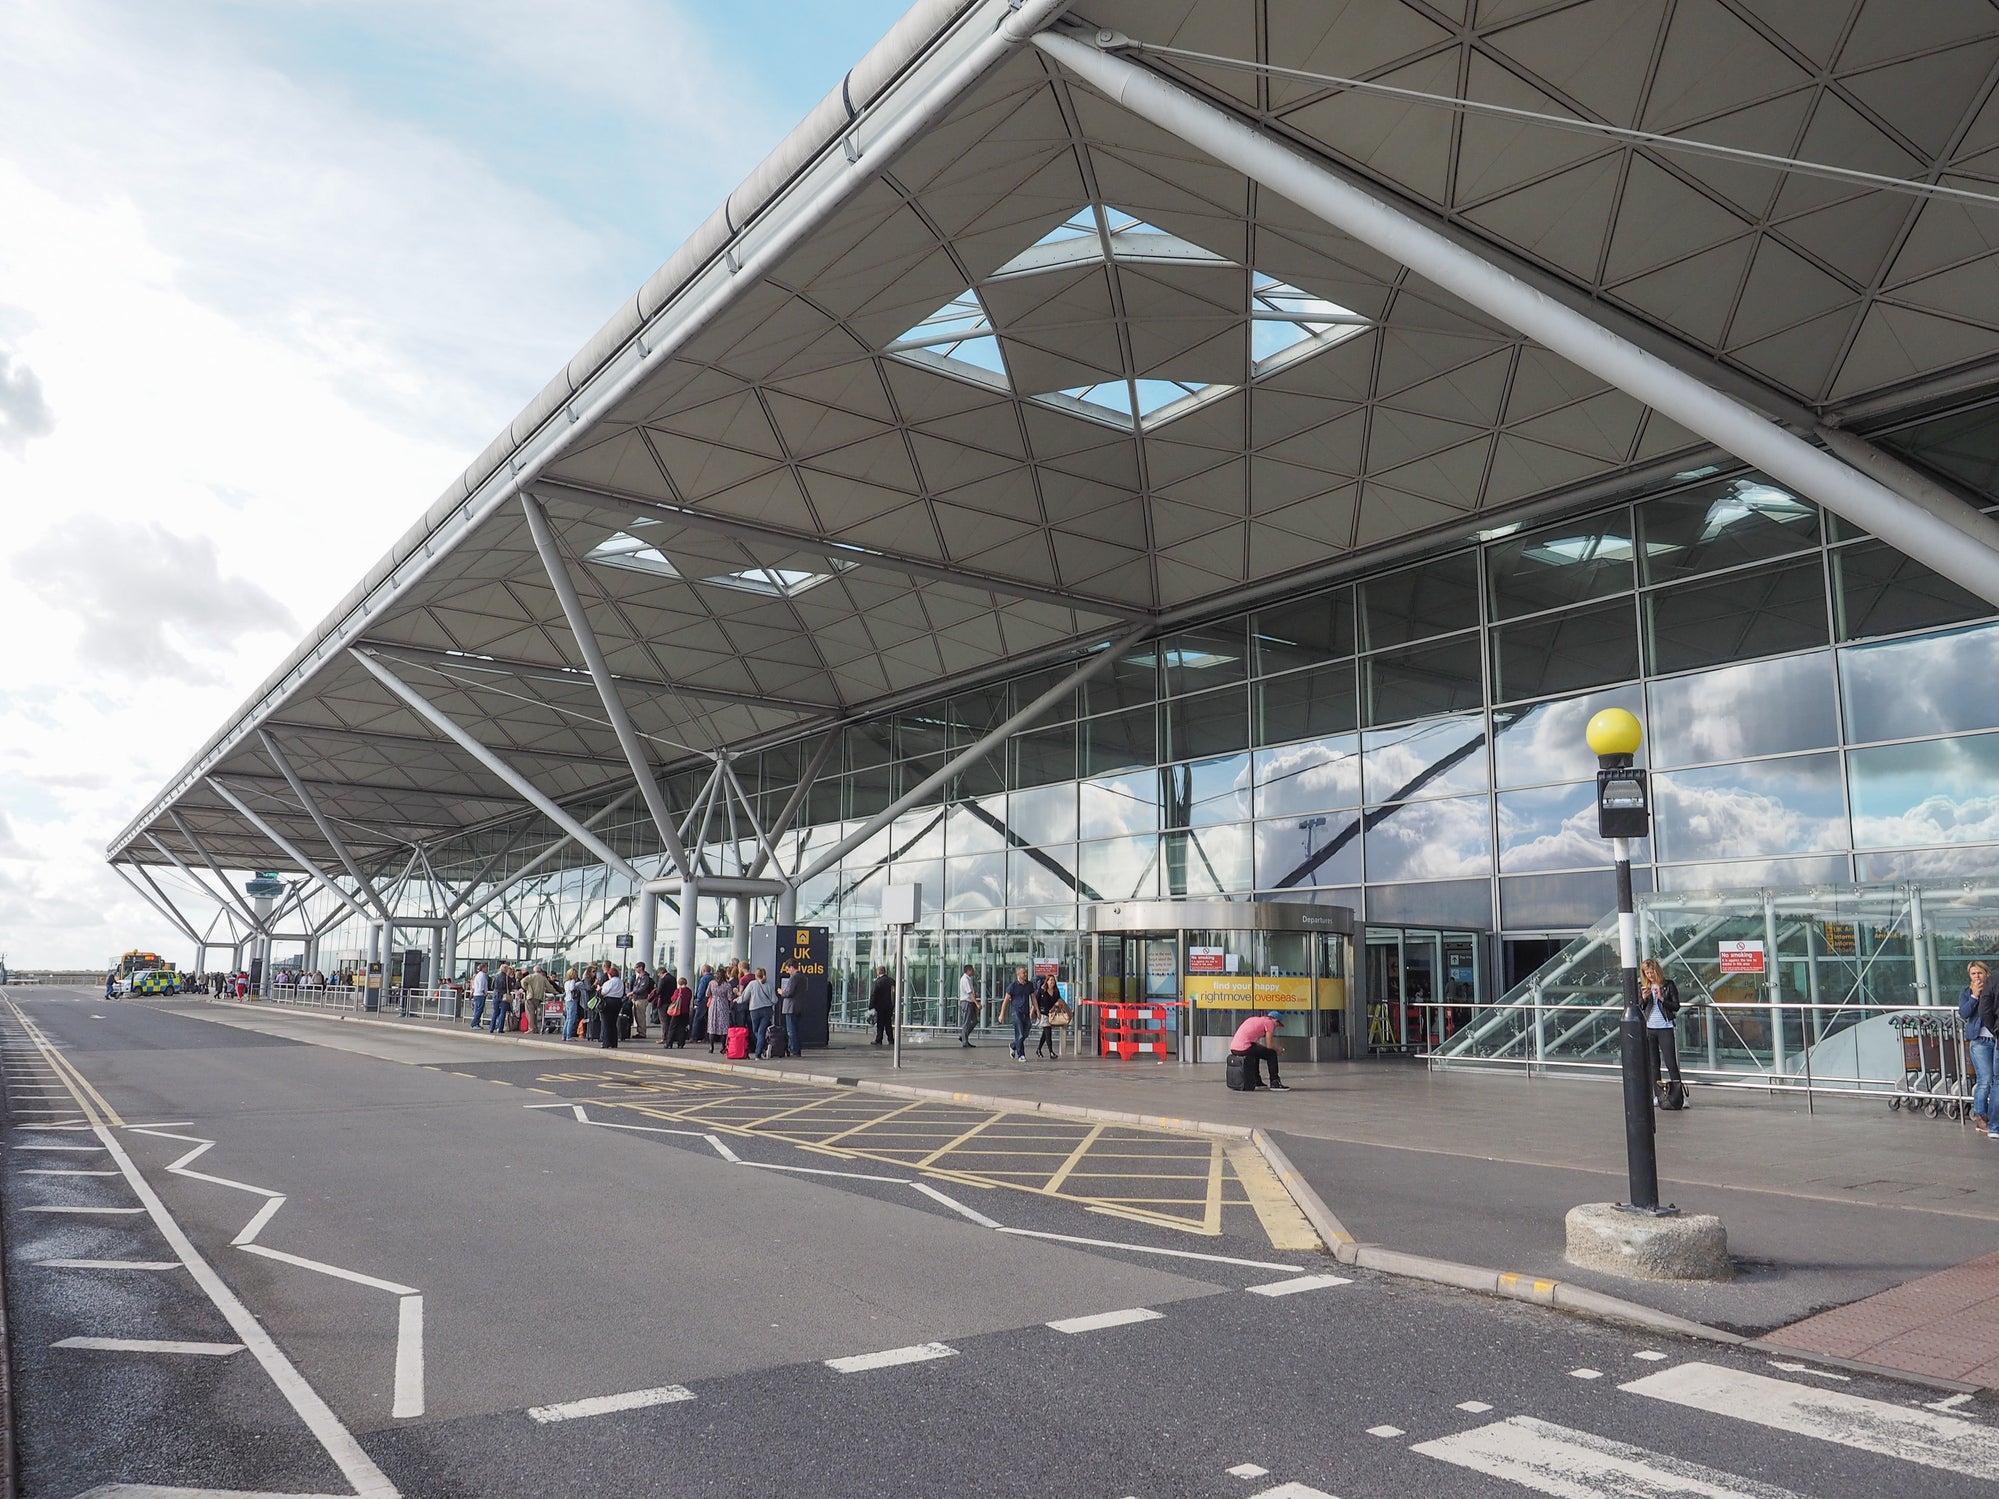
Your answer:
109;1;1999;1075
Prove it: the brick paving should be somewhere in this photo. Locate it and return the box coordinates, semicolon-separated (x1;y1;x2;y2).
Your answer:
1775;1248;1999;1385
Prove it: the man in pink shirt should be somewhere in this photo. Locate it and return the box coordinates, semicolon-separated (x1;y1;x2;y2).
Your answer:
1230;1011;1290;1091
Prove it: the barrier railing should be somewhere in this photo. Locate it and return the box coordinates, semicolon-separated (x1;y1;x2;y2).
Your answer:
1082;999;1181;1061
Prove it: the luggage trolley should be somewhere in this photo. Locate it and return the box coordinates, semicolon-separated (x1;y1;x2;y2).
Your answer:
1888;1012;1960;1118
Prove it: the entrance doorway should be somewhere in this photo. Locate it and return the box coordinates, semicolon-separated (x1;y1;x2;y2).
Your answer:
1364;925;1485;1053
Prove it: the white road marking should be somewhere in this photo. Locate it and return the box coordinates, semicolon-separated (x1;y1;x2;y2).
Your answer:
11;1143;106;1151
1457;1400;1494;1413
35;1259;183;1270
1570;1368;1602;1380
1413;1415;1805;1497
912;1180;1004;1228
1246;1273;1350;1297
22;1168;118;1176
1367;1425;1406;1438
1766;1359;1849;1381
55;1488;351;1499
1245;1486;1335;1499
1929;1392;1975;1412
825;1341;958;1373
751;1160;911;1183
25;1204;143;1215
1047;1307;1162;1335
231;1196;286;1246
1226;1461;1268;1477
393;1295;425;1419
1623;1361;1999;1480
1633;1350;1668;1361
238;1243;419;1296
705;1133;741;1164
55;1337;246;1356
996;1226;1302;1273
527;1384;696;1423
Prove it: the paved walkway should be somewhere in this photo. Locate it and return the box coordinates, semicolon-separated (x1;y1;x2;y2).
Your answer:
214;999;1999;1383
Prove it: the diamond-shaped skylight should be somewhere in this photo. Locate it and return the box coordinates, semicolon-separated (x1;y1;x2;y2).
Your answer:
888;206;1371;432
587;531;681;579
701;564;851;599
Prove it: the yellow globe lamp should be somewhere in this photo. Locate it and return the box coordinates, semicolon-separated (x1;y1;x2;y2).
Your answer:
1585;707;1643;760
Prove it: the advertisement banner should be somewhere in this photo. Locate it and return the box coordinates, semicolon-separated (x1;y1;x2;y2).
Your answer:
1185;974;1315;1010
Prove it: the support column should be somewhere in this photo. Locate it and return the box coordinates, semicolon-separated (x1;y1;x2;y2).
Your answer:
443;921;460;1015
731;896;751;962
636;893;658;974
679;882;701;980
1032;30;1999;610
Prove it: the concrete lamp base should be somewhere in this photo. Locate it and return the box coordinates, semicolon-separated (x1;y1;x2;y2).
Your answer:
1564;1202;1732;1283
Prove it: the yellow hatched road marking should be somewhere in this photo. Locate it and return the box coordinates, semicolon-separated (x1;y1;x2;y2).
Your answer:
914;1112;1009;1169
1224;1141;1323;1251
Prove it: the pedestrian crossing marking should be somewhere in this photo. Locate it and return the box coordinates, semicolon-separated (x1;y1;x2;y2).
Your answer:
1622;1361;1999;1481
1413;1415;1805;1497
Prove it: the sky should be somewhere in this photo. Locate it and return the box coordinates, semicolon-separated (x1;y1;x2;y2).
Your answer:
0;0;915;970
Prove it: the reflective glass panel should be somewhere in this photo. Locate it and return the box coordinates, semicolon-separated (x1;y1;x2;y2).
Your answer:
1079;834;1160;900
889;857;943;901
845;721;894;771
952;749;1005;799
945;853;1007;912
1645;556;1829;674
1856;844;1999;882
1636;475;1819;583
1156;621;1249;695
895;754;946;805
1500;870;1622;931
1360;551;1480;649
1849;732;1999;850
1492;598;1639;703
1255;814;1362;889
1166;686;1249;761
1077;649;1158;716
1364;795;1494;881
842;866;884;919
1654;853;1851;891
1486;511;1635;619
1008;664;1080;718
1009;846;1083;906
1497;783;1631;873
1365;635;1484;726
1254;587;1356;674
848;767;894;819
947;687;1009;744
1882;403;1999;498
1164;754;1252;828
1255;661;1358;744
1082;706;1157;776
1079;770;1160;839
1839;621;1999;745
1647;652;1837;768
892;807;945;863
1008;782;1076;844
1164;826;1252;896
1362;713;1489;805
945;796;1008;856
1651;752;1849;862
895;714;951;762
1010;723;1074;789
1493;684;1646;788
1833;539;1990;642
1254;733;1361;818
1366;878;1493;929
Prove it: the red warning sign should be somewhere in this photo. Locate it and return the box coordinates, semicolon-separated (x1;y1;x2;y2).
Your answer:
1718;940;1765;974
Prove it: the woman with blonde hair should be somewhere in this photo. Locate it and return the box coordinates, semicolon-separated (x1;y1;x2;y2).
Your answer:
1639;958;1685;1108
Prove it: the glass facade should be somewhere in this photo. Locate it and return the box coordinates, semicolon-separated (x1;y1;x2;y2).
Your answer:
290;404;1999;1019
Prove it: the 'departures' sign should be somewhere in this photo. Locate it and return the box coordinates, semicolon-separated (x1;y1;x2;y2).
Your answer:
1718;940;1766;974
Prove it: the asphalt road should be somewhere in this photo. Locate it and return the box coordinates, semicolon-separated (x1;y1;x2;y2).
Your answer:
5;986;1995;1499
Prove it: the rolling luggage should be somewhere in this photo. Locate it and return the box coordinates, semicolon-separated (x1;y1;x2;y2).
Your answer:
725;1025;751;1060
619;1010;633;1040
1226;1050;1257;1092
766;1018;789;1060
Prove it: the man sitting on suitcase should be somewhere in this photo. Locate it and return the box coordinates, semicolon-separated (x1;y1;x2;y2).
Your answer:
1231;1011;1290;1092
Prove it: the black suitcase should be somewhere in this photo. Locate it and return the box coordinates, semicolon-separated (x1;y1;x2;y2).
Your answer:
1226;1051;1258;1092
767;1018;789;1059
619;1010;633;1040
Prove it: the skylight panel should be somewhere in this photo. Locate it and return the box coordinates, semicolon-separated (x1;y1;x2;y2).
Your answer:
889;289;1011;388
587;532;682;579
1251;274;1368;373
701;565;839;599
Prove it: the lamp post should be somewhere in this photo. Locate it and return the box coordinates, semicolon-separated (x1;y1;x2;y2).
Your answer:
1585;708;1674;1218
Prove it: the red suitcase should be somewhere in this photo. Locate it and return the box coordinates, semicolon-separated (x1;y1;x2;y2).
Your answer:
725;1025;751;1060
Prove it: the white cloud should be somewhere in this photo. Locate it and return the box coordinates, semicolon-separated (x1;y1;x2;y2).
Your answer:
0;1;774;966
